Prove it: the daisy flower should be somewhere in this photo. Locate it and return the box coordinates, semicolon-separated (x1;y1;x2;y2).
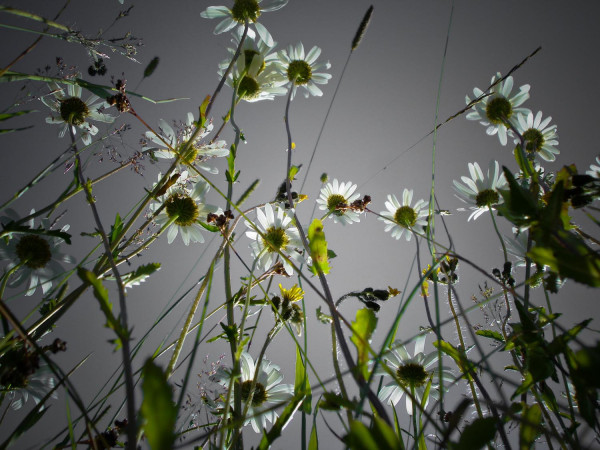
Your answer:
453;160;507;221
375;334;453;415
276;42;332;99
245;203;303;275
143;113;228;174
585;156;600;179
513;111;559;162
316;179;361;225
466;72;531;146
5;358;57;411
378;189;428;241
0;210;74;296
41;81;115;146
200;0;288;47
218;28;287;102
213;351;294;433
149;172;221;245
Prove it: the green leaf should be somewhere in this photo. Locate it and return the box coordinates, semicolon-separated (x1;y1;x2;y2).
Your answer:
433;340;476;380
316;306;332;324
288;164;301;181
0;110;35;121
141;359;177;450
199;95;210;129
317;392;358;411
496;167;539;226
350;308;377;379
295;345;312;413
308;420;319;450
109;213;123;246
143;56;160;78
519;403;542;449
308;219;330;275
0;126;34;134
453;417;497;450
343;418;403;450
109;263;161;289
0;405;48;448
258;392;304;449
475;329;504;343
77;268;124;347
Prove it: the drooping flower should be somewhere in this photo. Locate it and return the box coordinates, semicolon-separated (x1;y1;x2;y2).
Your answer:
0;345;58;410
514;111;559;162
271;283;305;335
142;112;228;174
245;203;303;275
149;172;221;245
465;72;531;146
213;351;294;433
378;189;428;241
453;160;507;221
585;156;600;179
276;42;332;99
375;334;453;415
316;179;361;225
41;81;115;145
200;0;288;47
218;28;288;102
0;210;74;296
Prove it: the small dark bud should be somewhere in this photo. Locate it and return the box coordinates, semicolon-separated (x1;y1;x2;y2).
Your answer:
364;301;380;312
373;289;390;301
88;66;97;76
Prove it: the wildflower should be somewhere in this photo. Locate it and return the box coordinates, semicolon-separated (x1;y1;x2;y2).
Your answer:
245;203;303;275
453;160;507;221
218;28;287;102
316;179;361;225
586;156;600;179
41;81;115;146
276;42;332;99
142;113;228;174
466;72;530;145
514;111;559;162
213;351;294;433
201;0;288;47
271;284;305;335
375;334;452;415
0;210;74;296
378;189;428;241
149;172;221;245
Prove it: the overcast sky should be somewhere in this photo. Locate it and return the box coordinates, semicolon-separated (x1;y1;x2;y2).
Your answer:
2;1;600;448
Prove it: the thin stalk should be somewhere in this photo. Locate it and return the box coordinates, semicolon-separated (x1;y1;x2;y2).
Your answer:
71;130;137;449
282;82;391;425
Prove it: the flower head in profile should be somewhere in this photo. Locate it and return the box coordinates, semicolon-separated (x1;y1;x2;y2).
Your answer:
0;341;58;410
213;351;293;433
143;113;228;174
378;189;428;241
276;42;332;99
375;334;453;415
0;210;74;296
514;111;559;162
316;179;361;225
466;72;531;145
245;203;303;275
453;160;507;221
201;0;288;47
149;172;221;245
41;81;115;145
218;28;287;102
586;156;600;179
271;283;305;335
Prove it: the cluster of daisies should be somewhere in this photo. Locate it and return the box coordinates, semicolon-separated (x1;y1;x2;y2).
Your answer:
202;0;332;100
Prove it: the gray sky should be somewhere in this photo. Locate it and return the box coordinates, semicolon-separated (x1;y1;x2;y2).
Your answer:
1;0;600;448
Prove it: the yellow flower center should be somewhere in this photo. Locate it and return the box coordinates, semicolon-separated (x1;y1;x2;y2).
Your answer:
60;97;90;126
287;60;312;85
165;194;199;226
394;206;417;228
16;235;52;269
241;380;267;406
